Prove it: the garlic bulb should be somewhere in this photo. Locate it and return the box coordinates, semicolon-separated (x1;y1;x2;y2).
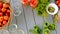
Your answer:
54;10;60;22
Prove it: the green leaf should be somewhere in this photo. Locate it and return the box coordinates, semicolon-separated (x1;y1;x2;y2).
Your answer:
34;25;42;34
34;0;50;19
43;28;50;34
29;25;42;34
42;12;48;19
37;11;42;16
43;22;49;29
48;23;56;30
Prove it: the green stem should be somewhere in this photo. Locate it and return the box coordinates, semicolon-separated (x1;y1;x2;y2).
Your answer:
43;16;47;22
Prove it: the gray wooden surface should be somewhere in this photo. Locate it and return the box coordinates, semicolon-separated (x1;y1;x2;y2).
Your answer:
5;0;60;34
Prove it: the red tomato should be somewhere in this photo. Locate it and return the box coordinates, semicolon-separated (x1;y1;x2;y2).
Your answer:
0;12;3;16
21;0;30;6
57;0;60;1
2;8;6;12
4;16;9;20
56;1;59;4
0;23;1;25
30;0;38;8
0;22;2;27
58;3;60;7
3;3;9;8
6;13;10;17
56;0;60;8
0;16;3;22
0;8;2;12
7;9;11;13
0;2;3;8
3;21;7;25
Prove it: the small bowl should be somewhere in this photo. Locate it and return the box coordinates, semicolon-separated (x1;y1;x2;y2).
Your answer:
46;3;58;15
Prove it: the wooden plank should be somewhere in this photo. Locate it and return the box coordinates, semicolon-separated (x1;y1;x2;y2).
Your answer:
32;10;44;29
16;6;28;34
23;6;35;34
50;31;56;34
56;23;60;34
10;0;28;34
10;0;17;24
16;12;28;34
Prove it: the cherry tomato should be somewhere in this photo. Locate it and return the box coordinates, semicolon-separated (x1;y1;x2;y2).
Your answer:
21;0;30;6
7;9;11;13
0;23;1;26
0;12;3;16
3;3;9;8
56;0;60;8
4;16;9;20
30;0;38;8
0;16;3;22
58;3;60;7
3;21;7;25
0;2;3;8
2;8;6;12
6;13;10;17
56;1;59;4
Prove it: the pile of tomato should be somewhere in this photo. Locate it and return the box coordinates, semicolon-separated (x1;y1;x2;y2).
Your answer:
0;2;11;27
56;0;60;8
21;0;38;8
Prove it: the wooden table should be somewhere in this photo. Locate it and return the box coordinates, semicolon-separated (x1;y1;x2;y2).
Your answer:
7;0;60;34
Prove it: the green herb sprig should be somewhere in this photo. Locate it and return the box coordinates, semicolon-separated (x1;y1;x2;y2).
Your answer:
29;25;42;34
34;0;50;18
29;22;56;34
43;22;56;34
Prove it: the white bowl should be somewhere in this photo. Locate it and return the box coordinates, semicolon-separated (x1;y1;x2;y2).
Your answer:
46;3;58;15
